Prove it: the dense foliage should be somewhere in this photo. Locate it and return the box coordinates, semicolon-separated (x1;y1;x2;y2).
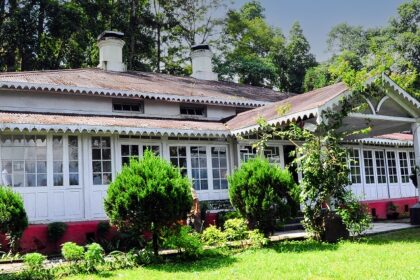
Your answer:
0;186;28;251
304;0;420;99
256;94;372;241
215;1;315;92
104;150;193;256
228;157;298;234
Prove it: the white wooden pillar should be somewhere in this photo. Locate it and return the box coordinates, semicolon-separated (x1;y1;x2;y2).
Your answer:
413;123;420;198
410;122;420;224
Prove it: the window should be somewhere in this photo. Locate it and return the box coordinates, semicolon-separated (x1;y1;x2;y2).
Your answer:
121;144;160;166
399;152;410;183
53;136;64;186
212;147;228;190
0;135;47;187
121;145;139;166
170;146;188;177
68;136;79;185
239;145;281;164
409;151;416;171
386;151;398;184
190;146;208;190
375;151;387;184
169;145;229;191
348;149;361;184
92;137;112;185
142;145;160;155
113;100;144;113
363;150;375;184
180;105;206;117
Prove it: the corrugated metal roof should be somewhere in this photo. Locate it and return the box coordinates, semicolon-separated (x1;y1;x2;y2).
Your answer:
226;83;348;134
0;68;293;106
0;112;229;137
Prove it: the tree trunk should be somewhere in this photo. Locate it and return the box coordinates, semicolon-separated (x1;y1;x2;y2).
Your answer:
152;230;159;257
156;25;161;72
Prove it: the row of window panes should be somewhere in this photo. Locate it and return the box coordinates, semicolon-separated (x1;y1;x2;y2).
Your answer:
0;135;78;187
350;149;416;185
169;146;228;190
121;144;160;166
92;137;112;185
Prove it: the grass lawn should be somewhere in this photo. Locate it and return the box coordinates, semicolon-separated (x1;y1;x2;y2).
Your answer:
67;228;420;280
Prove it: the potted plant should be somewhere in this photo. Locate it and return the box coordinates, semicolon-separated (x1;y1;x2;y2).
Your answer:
386;202;399;220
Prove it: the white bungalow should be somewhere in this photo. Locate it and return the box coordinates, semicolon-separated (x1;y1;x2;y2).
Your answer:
0;31;419;232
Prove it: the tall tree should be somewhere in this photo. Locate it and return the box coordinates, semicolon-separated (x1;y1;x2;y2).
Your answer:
215;1;284;87
280;22;316;93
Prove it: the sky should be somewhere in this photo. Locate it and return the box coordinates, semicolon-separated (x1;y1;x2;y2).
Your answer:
230;0;406;62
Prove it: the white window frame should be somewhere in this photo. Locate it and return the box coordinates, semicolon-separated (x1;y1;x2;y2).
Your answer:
166;142;230;193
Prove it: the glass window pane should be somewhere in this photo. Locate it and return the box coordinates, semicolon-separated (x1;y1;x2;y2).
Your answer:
92;149;101;160
53;161;63;173
69;161;78;173
37;174;47;187
37;161;47;173
102;149;111;160
92;161;102;173
93;174;102;185
54;174;63;186
69;174;79;186
26;174;36;187
102;161;112;173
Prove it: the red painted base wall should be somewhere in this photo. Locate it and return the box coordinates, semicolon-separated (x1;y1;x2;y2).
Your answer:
363;197;418;220
1;197;418;253
0;220;115;254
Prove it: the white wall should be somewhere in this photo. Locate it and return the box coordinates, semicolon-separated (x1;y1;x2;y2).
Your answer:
0;90;239;121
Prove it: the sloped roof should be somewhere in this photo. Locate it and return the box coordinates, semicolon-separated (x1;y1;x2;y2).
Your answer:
226;82;348;134
354;133;413;146
0;112;229;137
0;68;293;107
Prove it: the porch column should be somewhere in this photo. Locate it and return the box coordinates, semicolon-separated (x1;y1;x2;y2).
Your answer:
410;122;420;225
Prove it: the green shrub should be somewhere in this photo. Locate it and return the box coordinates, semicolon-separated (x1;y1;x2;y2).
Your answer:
61;242;84;262
201;225;227;246
228;157;298;234
104;150;193;256
0;186;28;250
47;222;67;243
106;250;137;270
164;226;204;259
84;243;105;273
23;252;46;271
21;252;52;280
224;218;248;241
336;194;372;237
216;210;242;229
247;229;268;248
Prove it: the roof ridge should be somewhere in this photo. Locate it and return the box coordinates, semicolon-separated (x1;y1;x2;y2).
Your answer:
0;68;98;77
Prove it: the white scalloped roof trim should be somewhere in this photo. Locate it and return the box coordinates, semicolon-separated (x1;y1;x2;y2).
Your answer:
0;81;269;107
381;73;420;109
232;108;318;136
0;123;230;138
351;137;413;147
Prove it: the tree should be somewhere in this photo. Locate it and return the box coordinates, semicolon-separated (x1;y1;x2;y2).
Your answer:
215;1;284;87
104;150;193;256
228;157;298;235
255;97;372;242
279;21;316;93
0;186;28;251
303;63;331;92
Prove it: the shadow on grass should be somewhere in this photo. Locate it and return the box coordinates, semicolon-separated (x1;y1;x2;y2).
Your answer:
270;239;339;254
144;249;237;273
359;227;420;245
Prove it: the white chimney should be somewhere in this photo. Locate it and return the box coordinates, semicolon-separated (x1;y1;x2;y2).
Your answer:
97;31;126;72
191;44;218;81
